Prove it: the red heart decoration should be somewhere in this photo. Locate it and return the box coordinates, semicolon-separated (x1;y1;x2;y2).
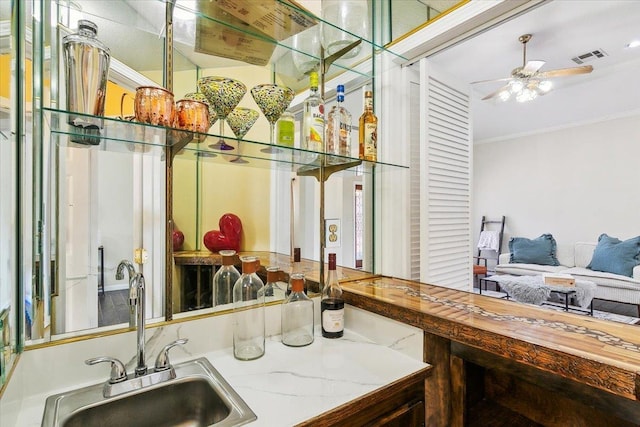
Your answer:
203;213;242;252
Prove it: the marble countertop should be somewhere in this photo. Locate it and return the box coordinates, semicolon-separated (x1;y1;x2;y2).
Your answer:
14;328;429;427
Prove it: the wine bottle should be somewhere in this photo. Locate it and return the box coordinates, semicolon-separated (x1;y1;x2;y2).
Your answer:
321;253;344;338
326;84;352;158
281;273;314;347
301;71;324;153
232;256;265;360
358;90;377;162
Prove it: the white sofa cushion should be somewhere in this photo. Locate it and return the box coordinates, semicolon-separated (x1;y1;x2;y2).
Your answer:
574;242;596;268
495;262;568;276
555;244;576;268
563;267;640;290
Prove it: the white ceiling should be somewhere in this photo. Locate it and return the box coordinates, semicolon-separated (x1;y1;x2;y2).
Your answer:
427;0;640;142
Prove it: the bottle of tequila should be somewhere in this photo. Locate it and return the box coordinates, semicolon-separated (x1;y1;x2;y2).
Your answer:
326;84;352;159
359;90;377;162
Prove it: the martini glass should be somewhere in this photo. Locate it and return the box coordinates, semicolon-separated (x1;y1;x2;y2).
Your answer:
198;76;247;151
227;107;259;164
250;84;295;154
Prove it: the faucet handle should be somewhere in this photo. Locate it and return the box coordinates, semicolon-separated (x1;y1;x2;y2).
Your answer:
154;338;188;371
86;356;128;383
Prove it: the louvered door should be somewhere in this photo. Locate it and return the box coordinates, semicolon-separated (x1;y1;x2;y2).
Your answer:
419;59;472;290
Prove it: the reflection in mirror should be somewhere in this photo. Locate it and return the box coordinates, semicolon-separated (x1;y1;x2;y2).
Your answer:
26;1;169;344
1;0;26;382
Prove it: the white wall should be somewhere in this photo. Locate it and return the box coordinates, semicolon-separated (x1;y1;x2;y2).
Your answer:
473;113;640;259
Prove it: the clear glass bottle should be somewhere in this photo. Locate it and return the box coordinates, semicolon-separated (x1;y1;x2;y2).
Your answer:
212;250;240;307
301;71;324;153
62;20;111;144
282;273;314;347
232;256;266;360
276;111;295;148
326;84;352;159
321;253;344;338
359;90;378;162
264;267;286;303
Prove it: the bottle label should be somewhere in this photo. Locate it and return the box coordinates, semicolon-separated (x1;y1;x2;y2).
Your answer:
363;123;377;158
277;119;295;147
310;106;324;152
322;307;344;333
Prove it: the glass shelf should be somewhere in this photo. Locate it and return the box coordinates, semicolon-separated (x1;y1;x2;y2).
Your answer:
63;1;406;93
43;107;408;177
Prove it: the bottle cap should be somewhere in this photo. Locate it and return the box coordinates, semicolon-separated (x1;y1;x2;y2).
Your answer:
290;273;305;292
328;253;336;270
266;267;280;283
78;20;98;35
364;90;373;98
309;71;319;89
337;85;344;94
240;256;259;274
220;250;236;266
293;247;301;263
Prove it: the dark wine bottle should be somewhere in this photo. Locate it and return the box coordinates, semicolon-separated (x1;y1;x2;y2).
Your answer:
321;253;344;338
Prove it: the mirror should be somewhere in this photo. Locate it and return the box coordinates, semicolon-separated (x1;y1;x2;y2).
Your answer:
428;1;640;324
21;0;417;343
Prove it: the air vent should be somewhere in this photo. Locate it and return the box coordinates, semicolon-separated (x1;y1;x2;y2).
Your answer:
571;49;608;64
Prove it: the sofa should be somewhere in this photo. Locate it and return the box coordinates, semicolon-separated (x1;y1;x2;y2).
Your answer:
496;241;640;310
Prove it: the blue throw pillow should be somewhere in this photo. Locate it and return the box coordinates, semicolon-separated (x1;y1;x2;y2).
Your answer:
509;234;560;266
587;234;640;277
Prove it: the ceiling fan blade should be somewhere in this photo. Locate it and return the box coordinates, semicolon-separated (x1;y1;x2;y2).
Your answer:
537;65;593;79
481;83;511;101
471;76;513;85
523;60;545;74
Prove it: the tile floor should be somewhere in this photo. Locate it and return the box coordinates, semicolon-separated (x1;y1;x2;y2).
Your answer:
98;289;133;327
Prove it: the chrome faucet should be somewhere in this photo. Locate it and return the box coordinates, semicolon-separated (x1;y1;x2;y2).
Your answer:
130;272;147;377
116;260;137;327
115;259;136;282
85;338;188;398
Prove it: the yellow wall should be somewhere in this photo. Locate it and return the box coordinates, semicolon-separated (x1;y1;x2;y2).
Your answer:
1;55;33;102
163;66;277;252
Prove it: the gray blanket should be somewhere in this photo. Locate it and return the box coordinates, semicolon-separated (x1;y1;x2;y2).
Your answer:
490;275;596;308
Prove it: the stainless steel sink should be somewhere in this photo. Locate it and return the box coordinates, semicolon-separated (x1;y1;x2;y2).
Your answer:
41;357;256;427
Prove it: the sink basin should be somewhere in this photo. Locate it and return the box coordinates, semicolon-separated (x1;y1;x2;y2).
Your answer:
41;357;256;427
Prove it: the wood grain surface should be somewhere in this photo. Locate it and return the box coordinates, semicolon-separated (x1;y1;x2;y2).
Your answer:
340;276;640;401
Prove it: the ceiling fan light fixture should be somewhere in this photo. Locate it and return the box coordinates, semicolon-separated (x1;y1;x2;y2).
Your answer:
498;90;511;101
516;87;537;103
538;80;553;92
509;80;524;93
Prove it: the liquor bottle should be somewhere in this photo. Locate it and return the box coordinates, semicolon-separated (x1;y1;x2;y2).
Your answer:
263;267;286;303
321;253;344;338
358;90;377;162
212;250;240;306
326;84;352;159
276;111;295;148
232;256;266;360
281;273;314;347
301;71;324;153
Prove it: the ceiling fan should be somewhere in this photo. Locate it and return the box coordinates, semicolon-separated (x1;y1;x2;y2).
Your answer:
473;34;594;102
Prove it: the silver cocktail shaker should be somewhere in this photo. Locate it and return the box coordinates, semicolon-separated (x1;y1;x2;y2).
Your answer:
62;20;110;145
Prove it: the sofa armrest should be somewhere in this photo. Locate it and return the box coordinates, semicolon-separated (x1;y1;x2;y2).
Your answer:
498;252;510;265
634;265;640;281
